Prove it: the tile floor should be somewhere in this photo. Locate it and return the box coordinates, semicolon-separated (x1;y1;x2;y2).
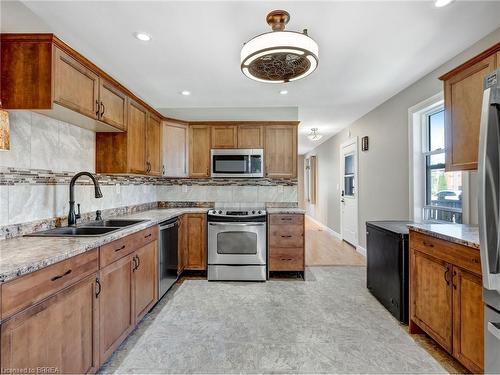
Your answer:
99;267;448;374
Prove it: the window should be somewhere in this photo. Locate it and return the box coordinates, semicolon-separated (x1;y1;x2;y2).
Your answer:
423;109;463;223
343;154;355;197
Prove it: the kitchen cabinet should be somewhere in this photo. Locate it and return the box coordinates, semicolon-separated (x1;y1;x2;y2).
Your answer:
98;254;135;363
54;47;100;121
146;113;162;176
185;213;207;270
1;33;164;133
133;241;158;322
265;125;298;178
178;214;187;274
1;275;100;374
189;125;211;178
127;100;148;174
238;124;263;148
440;43;500;171
268;214;305;272
409;230;484;373
211;125;237;148
162;122;188;177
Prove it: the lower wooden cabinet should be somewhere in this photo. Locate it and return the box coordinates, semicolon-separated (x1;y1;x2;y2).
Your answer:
98;254;135;364
134;241;158;322
184;213;207;270
409;230;484;373
268;214;305;272
1;275;100;374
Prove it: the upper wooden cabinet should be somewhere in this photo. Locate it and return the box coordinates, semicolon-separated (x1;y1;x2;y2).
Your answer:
162;122;188;177
1;33;163;134
127;100;148;174
238;125;264;148
189;125;211;178
146;113;162;176
265;124;298;178
440;43;500;171
211;125;237;148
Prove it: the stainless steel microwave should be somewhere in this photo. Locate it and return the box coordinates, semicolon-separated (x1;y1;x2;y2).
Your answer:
211;149;264;178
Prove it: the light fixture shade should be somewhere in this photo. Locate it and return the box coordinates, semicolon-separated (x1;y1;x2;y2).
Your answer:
307;128;322;141
0;109;10;151
241;11;319;83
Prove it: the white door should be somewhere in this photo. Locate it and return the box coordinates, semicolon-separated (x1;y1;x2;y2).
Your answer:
340;139;358;246
162;122;188;177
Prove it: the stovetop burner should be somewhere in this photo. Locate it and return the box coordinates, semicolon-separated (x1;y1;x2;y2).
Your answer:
208;208;266;217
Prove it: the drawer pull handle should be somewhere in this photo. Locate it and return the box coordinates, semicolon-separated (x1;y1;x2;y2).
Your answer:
95;277;101;298
280;258;293;261
281;235;292;238
51;269;72;282
444;267;451;286
115;245;126;252
281;218;292;221
422;241;434;248
144;233;152;239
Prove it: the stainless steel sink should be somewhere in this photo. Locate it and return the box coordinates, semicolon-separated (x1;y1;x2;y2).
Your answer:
26;219;147;237
84;219;146;227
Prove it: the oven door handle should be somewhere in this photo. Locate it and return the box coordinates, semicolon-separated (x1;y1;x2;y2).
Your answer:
209;222;265;226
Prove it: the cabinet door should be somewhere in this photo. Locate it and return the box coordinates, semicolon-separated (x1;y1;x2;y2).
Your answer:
189;125;211;177
1;275;99;374
496;52;500;68
146;113;162;176
410;250;453;352
444;54;496;171
265;125;297;178
98;255;134;364
452;267;484;373
99;79;127;131
211;125;237;148
127;100;147;174
185;214;207;270
53;47;99;119
134;241;158;323
178;215;187;274
238;125;263;148
162;123;188;177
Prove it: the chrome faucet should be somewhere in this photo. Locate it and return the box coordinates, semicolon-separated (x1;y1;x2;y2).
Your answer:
68;172;103;226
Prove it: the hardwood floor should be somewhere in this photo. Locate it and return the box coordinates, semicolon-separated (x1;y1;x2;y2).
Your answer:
305;216;366;266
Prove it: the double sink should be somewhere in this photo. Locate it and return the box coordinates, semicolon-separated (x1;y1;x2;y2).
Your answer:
27;219;148;237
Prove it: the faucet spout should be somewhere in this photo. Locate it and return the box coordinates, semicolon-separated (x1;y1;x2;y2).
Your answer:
68;171;103;226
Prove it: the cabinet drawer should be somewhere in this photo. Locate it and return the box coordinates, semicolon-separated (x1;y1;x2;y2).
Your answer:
269;214;304;226
269;247;304;271
1;249;98;320
100;226;158;268
269;225;304;248
409;231;481;276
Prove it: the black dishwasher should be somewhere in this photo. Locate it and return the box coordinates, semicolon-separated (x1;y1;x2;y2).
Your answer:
158;217;178;298
366;221;414;324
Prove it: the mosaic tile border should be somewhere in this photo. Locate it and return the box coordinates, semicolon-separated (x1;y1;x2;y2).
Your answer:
0;167;297;186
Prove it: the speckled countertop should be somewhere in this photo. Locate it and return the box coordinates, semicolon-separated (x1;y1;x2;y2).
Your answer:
407;223;480;249
266;207;305;214
0;207;304;283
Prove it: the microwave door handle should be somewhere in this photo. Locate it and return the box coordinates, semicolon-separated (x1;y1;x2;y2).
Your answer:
247;155;251;174
478;86;500;290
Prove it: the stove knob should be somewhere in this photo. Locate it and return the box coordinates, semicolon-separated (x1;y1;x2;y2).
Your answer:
252;210;256;214
258;210;262;214
218;210;223;214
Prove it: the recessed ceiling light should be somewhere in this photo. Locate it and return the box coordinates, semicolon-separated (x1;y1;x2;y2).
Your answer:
280;89;288;95
180;90;191;96
434;0;454;7
134;32;152;41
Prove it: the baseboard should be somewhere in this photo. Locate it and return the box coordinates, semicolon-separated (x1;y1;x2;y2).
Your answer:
305;215;342;239
356;245;367;257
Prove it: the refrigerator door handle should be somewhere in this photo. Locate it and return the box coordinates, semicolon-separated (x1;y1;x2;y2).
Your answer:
488;322;500;341
478;84;500;290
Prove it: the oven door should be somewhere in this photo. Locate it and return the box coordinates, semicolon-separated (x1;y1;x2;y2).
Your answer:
208;222;266;265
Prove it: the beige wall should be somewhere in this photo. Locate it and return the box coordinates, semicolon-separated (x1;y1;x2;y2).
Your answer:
305;27;500;249
297;155;305;209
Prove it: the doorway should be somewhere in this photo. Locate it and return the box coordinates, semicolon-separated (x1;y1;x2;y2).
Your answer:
340;138;358;247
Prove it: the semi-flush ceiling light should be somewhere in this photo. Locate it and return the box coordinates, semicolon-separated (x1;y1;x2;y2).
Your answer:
280;89;288;95
134;32;152;41
180;90;191;96
0;101;10;151
435;0;454;7
307;128;322;141
241;10;319;83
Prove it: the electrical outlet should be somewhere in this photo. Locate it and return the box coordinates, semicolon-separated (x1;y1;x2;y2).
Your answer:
182;185;188;193
115;184;120;194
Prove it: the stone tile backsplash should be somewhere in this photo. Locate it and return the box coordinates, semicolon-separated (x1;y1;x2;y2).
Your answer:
0;111;298;228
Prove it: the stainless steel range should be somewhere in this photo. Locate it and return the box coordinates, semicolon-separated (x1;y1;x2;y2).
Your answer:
207;208;267;281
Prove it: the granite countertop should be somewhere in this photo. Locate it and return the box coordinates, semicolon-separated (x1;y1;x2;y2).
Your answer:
407;223;480;249
0;206;303;283
266;207;305;214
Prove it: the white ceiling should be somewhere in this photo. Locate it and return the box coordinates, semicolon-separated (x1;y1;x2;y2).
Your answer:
2;1;500;153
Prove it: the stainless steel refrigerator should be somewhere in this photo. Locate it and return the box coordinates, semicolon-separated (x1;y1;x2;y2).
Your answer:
479;68;500;373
